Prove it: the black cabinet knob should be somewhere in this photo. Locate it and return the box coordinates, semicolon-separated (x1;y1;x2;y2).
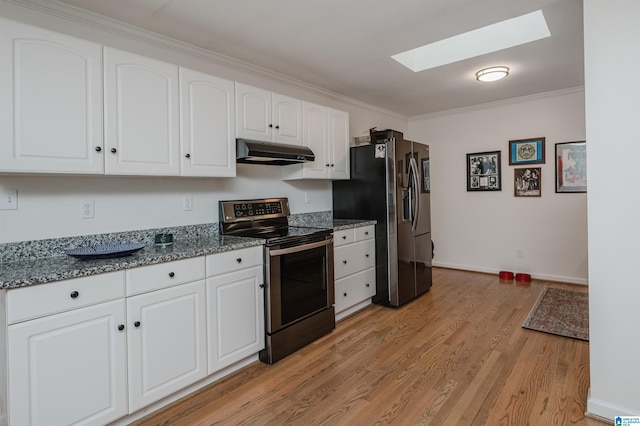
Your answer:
70;291;79;299
134;321;141;328
343;292;347;297
275;125;279;129
259;284;265;288
118;324;125;331
168;272;175;278
343;260;347;264
366;283;370;287
365;254;370;258
342;235;347;240
326;164;330;167
95;146;102;152
365;231;369;235
236;258;242;263
268;124;273;128
110;148;117;154
330;164;335;167
185;153;191;158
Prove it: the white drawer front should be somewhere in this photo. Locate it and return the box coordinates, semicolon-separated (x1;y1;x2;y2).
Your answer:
335;267;376;314
355;225;375;241
334;239;376;280
206;246;263;277
7;271;125;324
126;257;205;296
333;229;355;247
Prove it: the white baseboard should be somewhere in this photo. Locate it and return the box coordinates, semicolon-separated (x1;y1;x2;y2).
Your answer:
587;388;639;421
432;261;588;285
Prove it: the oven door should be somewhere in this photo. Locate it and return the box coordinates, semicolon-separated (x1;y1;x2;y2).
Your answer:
265;236;334;333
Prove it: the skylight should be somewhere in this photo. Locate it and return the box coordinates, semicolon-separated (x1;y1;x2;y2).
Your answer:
391;10;550;72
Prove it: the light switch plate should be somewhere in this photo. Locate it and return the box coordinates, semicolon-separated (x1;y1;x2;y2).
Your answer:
0;189;18;210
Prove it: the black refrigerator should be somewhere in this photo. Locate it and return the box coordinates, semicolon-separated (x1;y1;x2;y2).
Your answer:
333;129;432;307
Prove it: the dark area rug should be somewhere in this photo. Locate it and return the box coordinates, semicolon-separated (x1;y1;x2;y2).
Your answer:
522;287;589;341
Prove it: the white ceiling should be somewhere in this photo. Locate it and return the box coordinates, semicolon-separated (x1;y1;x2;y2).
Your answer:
55;0;584;117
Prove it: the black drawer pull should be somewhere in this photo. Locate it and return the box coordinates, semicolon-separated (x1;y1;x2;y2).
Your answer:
366;283;370;287
236;258;242;263
134;321;141;328
365;231;369;235
95;146;102;152
70;291;79;299
168;272;175;278
343;292;347;297
365;254;370;258
259;284;265;288
342;235;347;240
185;153;191;158
118;324;125;331
110;148;117;154
343;260;347;264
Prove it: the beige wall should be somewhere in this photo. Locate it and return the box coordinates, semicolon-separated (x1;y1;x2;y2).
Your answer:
408;89;587;284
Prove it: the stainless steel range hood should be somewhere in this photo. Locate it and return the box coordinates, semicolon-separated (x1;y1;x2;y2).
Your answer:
236;139;315;166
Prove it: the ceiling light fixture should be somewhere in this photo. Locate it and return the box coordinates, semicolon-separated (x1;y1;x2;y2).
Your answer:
476;66;510;82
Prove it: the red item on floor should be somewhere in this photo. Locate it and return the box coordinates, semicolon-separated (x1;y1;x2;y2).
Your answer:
499;271;514;280
516;273;531;282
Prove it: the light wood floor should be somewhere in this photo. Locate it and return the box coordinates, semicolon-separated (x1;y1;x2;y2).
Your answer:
134;267;611;426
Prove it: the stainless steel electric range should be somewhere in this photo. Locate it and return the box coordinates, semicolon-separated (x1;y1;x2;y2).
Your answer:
219;197;335;364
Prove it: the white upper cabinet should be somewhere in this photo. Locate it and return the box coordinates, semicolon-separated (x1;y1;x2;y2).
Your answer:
0;18;104;174
179;67;235;177
327;107;350;180
282;102;350;180
104;47;180;176
235;82;302;145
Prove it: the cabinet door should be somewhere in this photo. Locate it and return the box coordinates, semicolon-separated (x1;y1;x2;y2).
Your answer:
104;47;180;175
272;93;302;145
235;82;271;142
206;266;265;374
301;101;329;178
127;280;207;412
179;67;235;177
8;300;127;426
327;108;350;179
0;18;104;174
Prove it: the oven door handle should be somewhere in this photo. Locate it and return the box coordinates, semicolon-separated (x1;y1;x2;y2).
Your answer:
268;238;333;256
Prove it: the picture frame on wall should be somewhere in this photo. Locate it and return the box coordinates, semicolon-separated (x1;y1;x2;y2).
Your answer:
514;167;542;197
555;141;587;193
467;151;501;191
509;137;545;165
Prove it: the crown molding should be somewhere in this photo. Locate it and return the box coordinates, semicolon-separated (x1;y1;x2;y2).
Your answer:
409;86;585;121
0;0;407;120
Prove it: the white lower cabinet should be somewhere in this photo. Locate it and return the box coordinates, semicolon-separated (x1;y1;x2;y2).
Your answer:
126;280;207;412
333;225;376;320
2;249;265;425
206;252;264;373
7;299;128;426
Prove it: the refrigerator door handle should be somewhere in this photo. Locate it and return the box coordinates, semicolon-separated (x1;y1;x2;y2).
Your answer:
409;157;420;232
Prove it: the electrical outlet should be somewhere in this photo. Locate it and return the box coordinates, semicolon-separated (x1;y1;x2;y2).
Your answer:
516;248;524;258
81;200;94;219
304;192;311;204
0;189;18;210
183;195;193;211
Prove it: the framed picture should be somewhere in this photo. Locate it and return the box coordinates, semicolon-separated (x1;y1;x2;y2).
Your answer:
514;167;541;197
555;141;586;193
467;151;501;191
509;137;545;165
421;158;430;193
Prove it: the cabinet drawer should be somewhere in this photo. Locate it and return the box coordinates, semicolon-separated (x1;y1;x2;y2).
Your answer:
126;257;204;296
206;246;263;277
7;271;125;324
335;267;376;314
334;239;376;280
355;225;375;241
333;229;355;247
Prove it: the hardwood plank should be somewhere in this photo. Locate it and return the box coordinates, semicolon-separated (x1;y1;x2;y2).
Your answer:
132;268;610;426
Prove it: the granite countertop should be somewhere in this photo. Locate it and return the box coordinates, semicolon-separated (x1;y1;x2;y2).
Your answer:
0;235;263;290
0;218;376;290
